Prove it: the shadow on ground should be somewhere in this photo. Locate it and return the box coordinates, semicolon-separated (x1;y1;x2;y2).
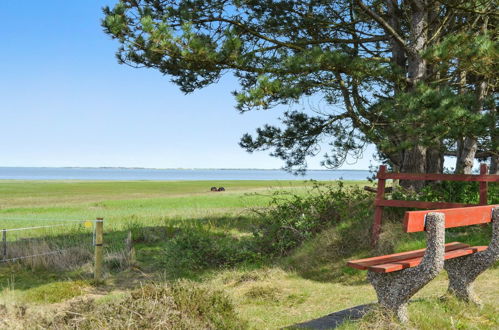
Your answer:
291;304;372;329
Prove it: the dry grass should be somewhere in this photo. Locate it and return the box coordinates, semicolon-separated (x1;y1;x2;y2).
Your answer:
5;239;93;272
0;281;247;330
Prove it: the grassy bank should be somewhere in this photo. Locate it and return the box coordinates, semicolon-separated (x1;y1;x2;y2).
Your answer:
0;179;497;329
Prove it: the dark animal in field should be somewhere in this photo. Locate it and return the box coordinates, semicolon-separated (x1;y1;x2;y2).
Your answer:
218;187;225;191
210;187;218;192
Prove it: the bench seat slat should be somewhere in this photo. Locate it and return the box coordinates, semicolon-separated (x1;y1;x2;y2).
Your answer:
347;242;468;270
368;246;488;273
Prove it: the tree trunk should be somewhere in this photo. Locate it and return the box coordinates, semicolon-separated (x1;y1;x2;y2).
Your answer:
455;137;477;174
455;79;487;174
384;0;407;185
400;145;427;190
490;97;498;175
387;0;406;75
491;156;499;175
426;144;444;174
399;0;428;190
407;5;427;85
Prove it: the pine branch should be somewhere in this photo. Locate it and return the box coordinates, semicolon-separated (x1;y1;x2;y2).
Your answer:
355;0;411;54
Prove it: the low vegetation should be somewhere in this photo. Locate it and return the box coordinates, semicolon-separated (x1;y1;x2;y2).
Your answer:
252;182;373;257
2;281;246;329
0;179;497;329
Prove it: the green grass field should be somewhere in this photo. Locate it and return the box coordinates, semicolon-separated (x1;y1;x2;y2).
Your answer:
0;180;497;329
0;180;332;223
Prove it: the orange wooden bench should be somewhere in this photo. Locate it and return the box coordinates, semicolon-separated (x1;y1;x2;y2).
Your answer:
347;204;499;322
348;205;496;273
370;164;498;246
348;242;487;273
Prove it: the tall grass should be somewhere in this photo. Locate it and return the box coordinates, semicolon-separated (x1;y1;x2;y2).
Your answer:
0;223;93;271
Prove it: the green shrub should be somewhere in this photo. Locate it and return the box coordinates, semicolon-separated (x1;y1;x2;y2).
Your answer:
391;179;498;205
252;182;372;257
150;182;373;275
163;228;263;272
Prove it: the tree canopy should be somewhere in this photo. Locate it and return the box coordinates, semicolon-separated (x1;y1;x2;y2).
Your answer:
102;0;498;186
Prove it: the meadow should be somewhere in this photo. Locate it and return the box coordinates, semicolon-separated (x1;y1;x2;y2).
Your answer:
0;180;497;329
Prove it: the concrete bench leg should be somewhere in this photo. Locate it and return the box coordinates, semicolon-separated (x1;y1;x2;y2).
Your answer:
367;213;445;323
445;208;499;304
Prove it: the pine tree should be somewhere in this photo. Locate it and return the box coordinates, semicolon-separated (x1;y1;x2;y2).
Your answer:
102;0;498;187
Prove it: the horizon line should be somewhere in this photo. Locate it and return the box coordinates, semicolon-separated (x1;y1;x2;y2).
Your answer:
0;166;371;171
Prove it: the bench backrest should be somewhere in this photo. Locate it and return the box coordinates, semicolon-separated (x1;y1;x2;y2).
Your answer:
404;205;498;232
371;164;499;245
375;164;496;210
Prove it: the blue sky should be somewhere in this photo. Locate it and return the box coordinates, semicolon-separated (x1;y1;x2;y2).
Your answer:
0;0;376;170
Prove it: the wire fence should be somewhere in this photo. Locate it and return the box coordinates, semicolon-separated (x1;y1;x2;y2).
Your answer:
0;217;136;278
0;218;99;272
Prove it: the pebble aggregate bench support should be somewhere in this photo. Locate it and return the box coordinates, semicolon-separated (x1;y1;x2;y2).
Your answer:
347;205;499;322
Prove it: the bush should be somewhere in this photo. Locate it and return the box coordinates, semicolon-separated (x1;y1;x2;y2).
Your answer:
25;281;247;329
423;180;498;204
391;179;498;205
155;182;372;274
163;227;262;273
252;182;372;257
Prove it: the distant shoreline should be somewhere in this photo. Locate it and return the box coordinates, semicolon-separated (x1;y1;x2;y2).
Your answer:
0;166;370;171
0;167;371;181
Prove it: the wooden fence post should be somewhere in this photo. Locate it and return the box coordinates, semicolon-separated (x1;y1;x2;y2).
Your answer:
94;218;104;280
2;229;6;261
371;165;387;247
125;230;135;268
479;163;488;205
